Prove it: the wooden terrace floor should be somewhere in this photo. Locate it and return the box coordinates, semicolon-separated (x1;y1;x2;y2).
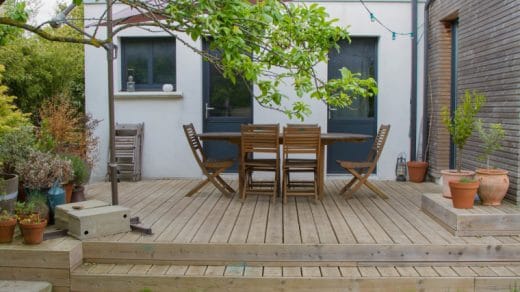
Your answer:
84;179;520;246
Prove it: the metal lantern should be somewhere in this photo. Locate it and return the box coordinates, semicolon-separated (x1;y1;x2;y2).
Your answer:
395;152;407;182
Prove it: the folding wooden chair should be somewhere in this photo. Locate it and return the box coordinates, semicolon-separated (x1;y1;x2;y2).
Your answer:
182;123;235;197
282;125;321;204
240;124;280;201
336;124;390;199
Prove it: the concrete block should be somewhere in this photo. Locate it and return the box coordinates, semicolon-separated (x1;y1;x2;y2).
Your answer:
0;280;52;292
68;205;131;240
55;200;110;230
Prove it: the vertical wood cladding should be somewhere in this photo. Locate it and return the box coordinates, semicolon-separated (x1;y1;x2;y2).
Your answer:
426;0;520;202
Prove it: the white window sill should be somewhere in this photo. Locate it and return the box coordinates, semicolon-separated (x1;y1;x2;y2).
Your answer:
115;91;183;100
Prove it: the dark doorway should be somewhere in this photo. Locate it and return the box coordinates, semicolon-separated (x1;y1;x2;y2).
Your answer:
327;37;378;173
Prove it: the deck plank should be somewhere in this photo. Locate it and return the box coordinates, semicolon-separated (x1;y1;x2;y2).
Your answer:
247;196;271;243
283;197;301;244
296;198;320;244
228;195;258;243
309;199;338;244
265;197;283;244
191;193;235;243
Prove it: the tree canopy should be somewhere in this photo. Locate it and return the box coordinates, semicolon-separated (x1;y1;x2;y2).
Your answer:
0;0;378;119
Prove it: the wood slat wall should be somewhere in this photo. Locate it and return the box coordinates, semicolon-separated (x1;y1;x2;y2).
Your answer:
426;0;520;203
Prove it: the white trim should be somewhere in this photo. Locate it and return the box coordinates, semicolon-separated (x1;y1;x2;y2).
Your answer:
114;91;183;100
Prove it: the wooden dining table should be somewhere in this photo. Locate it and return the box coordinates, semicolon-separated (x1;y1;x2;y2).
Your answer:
198;132;371;198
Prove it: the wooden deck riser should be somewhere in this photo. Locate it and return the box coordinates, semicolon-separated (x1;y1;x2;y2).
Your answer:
70;274;520;292
83;242;520;265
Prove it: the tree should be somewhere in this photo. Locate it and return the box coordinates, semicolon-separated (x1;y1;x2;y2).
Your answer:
0;0;377;120
0;3;84;119
0;64;30;136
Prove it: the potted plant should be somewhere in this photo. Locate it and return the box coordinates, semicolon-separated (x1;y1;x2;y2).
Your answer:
18;213;47;245
449;177;480;209
17;150;73;195
0;127;35;211
440;90;485;200
0;210;17;243
66;154;90;202
474;120;508;205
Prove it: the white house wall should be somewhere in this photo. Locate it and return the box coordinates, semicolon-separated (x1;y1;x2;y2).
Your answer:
85;1;424;181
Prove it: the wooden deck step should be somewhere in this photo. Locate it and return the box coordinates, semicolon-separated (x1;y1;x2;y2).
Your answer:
83;241;520;265
71;262;520;291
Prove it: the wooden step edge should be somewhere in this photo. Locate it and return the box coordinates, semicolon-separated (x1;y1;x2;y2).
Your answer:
82;242;520;264
70;268;520;291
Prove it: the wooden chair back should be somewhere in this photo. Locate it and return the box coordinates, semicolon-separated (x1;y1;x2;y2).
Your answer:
183;123;206;167
240;124;280;155
366;124;391;164
283;125;321;159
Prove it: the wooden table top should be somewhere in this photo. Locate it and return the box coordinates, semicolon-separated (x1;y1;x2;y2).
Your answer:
198;132;371;145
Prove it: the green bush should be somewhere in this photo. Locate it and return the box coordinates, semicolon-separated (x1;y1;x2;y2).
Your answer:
65;154;89;186
0;126;35;174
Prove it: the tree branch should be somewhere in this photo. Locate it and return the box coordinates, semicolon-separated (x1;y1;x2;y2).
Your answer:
0;17;108;47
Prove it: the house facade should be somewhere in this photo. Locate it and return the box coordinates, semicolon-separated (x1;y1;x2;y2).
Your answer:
84;0;425;182
424;0;520;202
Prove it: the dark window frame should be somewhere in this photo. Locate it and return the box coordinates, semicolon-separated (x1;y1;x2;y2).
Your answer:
121;37;176;91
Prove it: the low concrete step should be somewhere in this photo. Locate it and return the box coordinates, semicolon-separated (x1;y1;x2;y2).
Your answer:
0;280;52;292
71;262;520;291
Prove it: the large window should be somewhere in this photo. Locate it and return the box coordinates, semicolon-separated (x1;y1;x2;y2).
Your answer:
121;37;176;91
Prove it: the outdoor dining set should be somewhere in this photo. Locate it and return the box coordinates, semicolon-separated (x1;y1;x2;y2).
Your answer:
183;123;390;203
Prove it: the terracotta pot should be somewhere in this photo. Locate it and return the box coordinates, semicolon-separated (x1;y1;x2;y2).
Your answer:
71;186;86;203
19;219;47;245
407;161;429;183
0;217;17;243
0;174;19;213
63;183;74;203
449;180;479;209
440;170;475;198
476;168;509;206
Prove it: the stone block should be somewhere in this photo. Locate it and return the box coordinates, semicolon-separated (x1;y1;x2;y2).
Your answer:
68;205;131;240
55;200;110;230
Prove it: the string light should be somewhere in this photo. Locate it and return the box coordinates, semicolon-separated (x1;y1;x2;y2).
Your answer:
359;0;418;41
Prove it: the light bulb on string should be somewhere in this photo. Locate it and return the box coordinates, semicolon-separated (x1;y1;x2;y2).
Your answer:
392;32;396;40
370;13;375;22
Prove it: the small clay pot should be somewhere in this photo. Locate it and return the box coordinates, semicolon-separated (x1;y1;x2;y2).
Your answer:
441;170;475;198
63;183;74;203
71;186;86;203
449;180;480;209
407;161;428;183
0;217;17;243
19;219;47;245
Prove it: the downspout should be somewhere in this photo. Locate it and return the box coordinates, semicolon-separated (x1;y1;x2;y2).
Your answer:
422;0;435;161
410;0;418;161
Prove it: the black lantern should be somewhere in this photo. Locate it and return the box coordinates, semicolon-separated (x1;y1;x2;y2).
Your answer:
395;152;407;182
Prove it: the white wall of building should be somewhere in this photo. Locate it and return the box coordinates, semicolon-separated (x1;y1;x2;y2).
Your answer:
85;1;424;181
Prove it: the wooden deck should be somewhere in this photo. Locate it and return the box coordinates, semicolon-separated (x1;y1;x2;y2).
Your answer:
3;179;520;291
85;179;520;246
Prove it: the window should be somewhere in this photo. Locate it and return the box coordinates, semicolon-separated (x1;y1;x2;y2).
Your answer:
121;37;176;91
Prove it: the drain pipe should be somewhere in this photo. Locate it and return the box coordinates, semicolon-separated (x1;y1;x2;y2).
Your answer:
410;0;418;161
422;0;434;160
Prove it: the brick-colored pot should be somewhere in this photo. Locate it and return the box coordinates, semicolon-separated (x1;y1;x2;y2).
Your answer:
0;217;17;243
407;161;428;183
440;170;475;198
449;180;479;209
19;219;47;245
476;168;509;206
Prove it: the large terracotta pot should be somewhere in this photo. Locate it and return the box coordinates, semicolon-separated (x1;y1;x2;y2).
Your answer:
476;168;509;206
0;217;17;243
19;219;47;245
407;161;428;183
440;170;475;198
0;174;18;213
449;180;479;209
